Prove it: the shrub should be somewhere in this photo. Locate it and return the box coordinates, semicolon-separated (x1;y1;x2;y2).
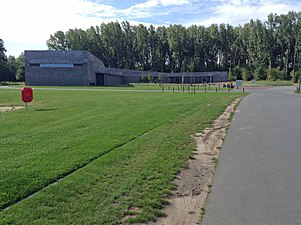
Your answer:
290;70;300;83
228;68;235;81
233;65;242;80
253;66;266;80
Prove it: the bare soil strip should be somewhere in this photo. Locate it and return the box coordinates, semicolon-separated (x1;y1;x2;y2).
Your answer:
0;106;24;112
149;98;242;225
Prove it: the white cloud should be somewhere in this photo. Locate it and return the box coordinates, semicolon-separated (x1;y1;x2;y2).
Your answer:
120;0;190;18
1;0;301;56
1;0;106;43
189;0;301;26
158;0;190;6
0;0;120;55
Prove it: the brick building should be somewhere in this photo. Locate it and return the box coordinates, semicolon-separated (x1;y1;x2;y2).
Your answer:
25;50;228;86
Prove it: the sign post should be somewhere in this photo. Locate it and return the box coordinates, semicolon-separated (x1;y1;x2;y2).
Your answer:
236;80;243;90
21;87;33;111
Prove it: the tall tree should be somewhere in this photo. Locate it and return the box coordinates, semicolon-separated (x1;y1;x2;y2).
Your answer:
46;31;67;50
133;24;150;70
45;10;301;81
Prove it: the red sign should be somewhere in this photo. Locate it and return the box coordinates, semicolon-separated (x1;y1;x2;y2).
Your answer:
22;87;33;102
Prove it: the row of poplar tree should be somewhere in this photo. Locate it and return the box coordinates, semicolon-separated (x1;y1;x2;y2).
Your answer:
1;11;301;82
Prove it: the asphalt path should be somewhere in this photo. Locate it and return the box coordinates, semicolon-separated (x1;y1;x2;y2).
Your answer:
202;86;301;225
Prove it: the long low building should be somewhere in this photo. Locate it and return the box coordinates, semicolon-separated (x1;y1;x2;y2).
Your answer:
25;50;228;86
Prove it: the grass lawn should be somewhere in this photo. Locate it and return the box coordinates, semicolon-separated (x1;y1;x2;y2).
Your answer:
23;83;228;92
0;87;243;224
242;80;293;86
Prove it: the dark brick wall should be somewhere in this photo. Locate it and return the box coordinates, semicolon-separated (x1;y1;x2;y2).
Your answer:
25;50;105;86
100;67;228;84
25;50;228;86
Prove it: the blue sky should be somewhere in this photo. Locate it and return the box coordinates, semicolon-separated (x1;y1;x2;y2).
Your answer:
1;0;301;57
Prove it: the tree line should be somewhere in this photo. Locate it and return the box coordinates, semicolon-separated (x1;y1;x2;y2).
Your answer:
1;11;301;82
47;11;301;82
0;39;24;82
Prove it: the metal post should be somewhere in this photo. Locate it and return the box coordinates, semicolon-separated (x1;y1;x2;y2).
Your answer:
26;102;28;111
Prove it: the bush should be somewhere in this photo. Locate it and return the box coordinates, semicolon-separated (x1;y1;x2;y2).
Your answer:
290;70;300;83
280;69;288;80
266;66;279;81
241;67;251;81
228;68;235;81
253;66;266;80
233;65;242;80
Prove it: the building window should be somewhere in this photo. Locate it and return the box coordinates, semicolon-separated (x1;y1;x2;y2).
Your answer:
30;63;40;67
40;63;74;68
73;63;83;67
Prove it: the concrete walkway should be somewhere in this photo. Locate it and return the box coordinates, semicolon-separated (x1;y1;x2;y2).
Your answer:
202;86;301;225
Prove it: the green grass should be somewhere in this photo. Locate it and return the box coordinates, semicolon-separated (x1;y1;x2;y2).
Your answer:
0;87;242;224
242;80;293;86
130;83;227;91
17;83;228;91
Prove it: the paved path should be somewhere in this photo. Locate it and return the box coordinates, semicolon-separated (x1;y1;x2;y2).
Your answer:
202;86;301;225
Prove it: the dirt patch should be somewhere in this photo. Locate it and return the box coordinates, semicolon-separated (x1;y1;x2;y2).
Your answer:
0;105;24;112
148;97;242;225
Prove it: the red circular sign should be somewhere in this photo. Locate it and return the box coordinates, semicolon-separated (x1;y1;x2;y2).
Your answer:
22;87;33;102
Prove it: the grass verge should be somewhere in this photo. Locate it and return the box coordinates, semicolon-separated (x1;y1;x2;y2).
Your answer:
242;80;293;86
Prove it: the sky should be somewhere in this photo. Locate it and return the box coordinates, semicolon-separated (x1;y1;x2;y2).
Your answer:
1;0;301;57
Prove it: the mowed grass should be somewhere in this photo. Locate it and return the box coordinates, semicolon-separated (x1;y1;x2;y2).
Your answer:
0;88;242;224
29;83;228;91
242;80;293;86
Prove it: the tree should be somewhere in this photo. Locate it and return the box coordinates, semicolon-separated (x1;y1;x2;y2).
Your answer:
100;22;125;68
241;67;251;81
45;11;301;81
267;66;278;81
233;65;242;80
0;39;6;62
133;24;150;70
122;21;136;69
290;69;299;83
156;26;170;72
228;68;235;81
46;31;67;50
167;24;187;72
16;53;25;81
253;66;266;80
0;39;13;82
